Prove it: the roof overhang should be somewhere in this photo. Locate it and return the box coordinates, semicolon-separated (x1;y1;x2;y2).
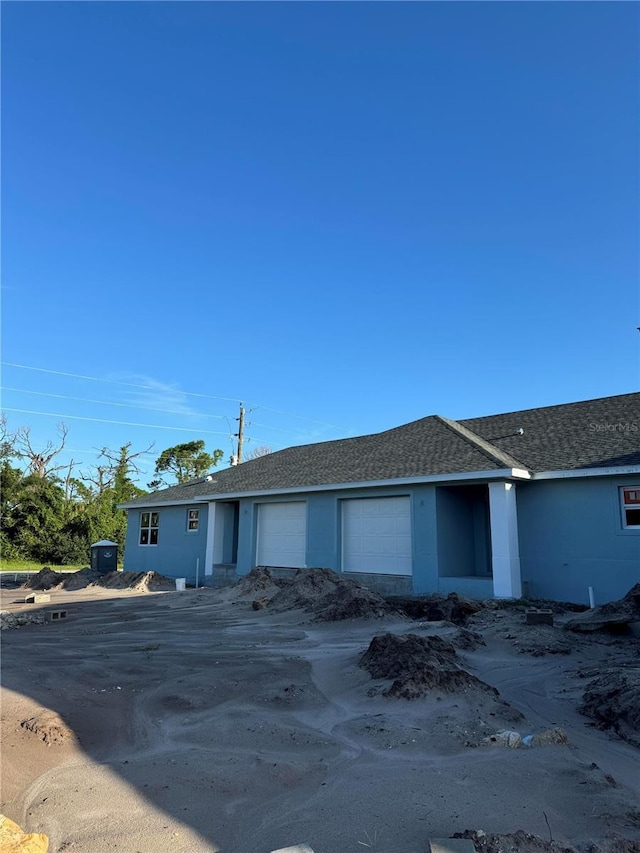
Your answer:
532;465;640;481
118;467;532;509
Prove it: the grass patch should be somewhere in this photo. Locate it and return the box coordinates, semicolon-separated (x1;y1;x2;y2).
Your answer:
0;560;87;573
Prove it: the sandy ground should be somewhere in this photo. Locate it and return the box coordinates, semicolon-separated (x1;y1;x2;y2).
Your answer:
1;580;639;853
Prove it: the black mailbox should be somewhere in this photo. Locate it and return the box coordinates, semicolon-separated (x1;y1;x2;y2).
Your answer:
90;540;118;573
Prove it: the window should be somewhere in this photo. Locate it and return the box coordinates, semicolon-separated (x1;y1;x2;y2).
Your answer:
187;509;200;532
140;511;159;545
621;488;640;529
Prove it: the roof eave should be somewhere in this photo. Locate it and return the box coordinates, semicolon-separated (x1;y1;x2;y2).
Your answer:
532;465;640;481
118;467;532;509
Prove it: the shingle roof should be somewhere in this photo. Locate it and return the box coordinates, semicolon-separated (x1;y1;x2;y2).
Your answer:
122;392;640;507
461;392;640;472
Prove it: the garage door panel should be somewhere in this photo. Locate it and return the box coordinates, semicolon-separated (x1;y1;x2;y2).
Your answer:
257;502;306;568
342;497;412;576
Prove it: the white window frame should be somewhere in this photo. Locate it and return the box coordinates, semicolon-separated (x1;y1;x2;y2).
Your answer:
140;511;159;546
620;487;640;529
187;508;200;532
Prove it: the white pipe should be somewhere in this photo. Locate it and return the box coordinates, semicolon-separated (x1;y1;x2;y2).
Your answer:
588;586;595;609
195;557;200;589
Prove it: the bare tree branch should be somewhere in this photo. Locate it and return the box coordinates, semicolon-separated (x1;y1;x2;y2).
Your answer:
15;422;69;478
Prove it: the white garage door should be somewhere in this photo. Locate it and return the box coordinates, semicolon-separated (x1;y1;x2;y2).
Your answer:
342;497;412;575
257;502;307;568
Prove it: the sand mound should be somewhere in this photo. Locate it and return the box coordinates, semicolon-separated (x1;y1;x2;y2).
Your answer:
24;568;67;590
579;667;640;748
235;567;399;621
359;632;499;699
235;566;289;597
453;627;486;650
25;567;175;593
565;584;640;634
92;570;176;592
386;592;483;625
20;710;75;746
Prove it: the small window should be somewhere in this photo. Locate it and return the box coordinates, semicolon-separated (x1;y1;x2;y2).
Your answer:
621;488;640;529
187;509;200;532
140;511;159;545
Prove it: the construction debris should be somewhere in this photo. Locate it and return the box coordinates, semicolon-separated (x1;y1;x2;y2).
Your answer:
0;611;46;631
482;727;568;748
0;814;48;853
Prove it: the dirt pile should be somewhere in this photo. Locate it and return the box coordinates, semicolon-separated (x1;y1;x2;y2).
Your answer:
236;567;400;621
20;710;75;746
235;566;288;598
24;568;68;590
93;571;176;592
452;830;640;853
358;632;498;699
509;624;574;657
453;627;486;650
25;567;175;593
565;584;640;634
579;667;640;748
386;592;483;625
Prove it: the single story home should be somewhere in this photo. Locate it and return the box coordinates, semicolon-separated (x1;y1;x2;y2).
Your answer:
120;392;640;605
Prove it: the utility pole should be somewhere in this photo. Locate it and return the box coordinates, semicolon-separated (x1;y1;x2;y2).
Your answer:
235;404;245;464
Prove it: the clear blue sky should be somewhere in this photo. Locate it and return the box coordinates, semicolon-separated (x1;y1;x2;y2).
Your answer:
2;1;638;485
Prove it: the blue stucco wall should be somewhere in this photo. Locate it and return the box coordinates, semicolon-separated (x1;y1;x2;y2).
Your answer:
233;485;440;592
517;476;640;605
124;473;640;603
123;504;208;584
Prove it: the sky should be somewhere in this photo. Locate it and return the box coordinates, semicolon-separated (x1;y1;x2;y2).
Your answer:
2;1;639;487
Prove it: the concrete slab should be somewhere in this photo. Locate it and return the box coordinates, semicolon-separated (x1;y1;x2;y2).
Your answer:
24;593;51;604
271;846;316;853
430;839;477;853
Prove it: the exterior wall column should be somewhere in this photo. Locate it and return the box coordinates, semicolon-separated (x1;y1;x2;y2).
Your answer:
204;502;216;576
489;482;522;598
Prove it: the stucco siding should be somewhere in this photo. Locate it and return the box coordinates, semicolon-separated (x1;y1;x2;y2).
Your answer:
124;504;208;583
410;485;438;593
517;476;640;605
124;472;640;603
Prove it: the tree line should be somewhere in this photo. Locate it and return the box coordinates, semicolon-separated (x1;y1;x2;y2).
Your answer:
0;417;231;566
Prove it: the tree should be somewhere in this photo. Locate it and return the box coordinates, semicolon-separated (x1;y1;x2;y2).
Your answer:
80;443;150;548
243;445;272;461
0;414;16;463
15;422;69;478
0;419;155;564
150;440;224;488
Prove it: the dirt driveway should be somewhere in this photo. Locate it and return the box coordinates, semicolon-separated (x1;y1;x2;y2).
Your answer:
1;582;639;853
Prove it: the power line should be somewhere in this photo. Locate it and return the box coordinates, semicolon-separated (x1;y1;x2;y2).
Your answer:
1;362;241;403
1;386;228;419
1;361;347;431
3;407;283;450
2;408;232;436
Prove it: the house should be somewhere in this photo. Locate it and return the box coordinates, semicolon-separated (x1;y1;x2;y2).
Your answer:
120;393;640;605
